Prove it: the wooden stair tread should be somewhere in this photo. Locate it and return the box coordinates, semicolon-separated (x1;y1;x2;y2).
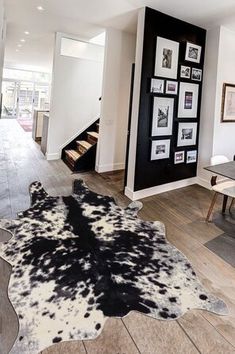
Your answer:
65;149;81;161
76;140;93;149
87;131;99;139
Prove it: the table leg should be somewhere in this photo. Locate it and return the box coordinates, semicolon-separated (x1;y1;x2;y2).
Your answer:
222;195;228;214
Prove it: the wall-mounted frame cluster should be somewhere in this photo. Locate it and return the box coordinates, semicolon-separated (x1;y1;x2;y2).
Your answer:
149;33;203;165
133;7;206;191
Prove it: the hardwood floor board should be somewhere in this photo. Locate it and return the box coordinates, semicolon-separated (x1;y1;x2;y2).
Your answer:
178;311;235;353
84;318;140;354
123;311;199;354
180;219;223;244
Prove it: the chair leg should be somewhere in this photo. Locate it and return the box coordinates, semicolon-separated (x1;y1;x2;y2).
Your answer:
229;198;234;213
206;192;218;222
222;195;228;214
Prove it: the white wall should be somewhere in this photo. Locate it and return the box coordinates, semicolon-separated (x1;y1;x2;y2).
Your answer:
213;27;235;159
198;26;235;187
96;28;136;173
0;0;6;91
46;32;104;159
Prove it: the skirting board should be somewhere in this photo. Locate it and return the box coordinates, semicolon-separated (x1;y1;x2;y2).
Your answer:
125;177;198;201
95;163;125;173
46;152;61;161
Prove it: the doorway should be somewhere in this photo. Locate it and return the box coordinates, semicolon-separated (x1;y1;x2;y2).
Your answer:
1;79;50;132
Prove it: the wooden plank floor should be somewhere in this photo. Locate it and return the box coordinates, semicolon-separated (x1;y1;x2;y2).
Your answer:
0;120;235;354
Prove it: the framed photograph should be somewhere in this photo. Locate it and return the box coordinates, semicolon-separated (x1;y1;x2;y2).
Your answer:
186;150;197;163
177;123;197;147
165;80;178;95
150;78;164;93
154;37;179;79
221;83;235;122
180;66;191;79
192;68;202;81
178;82;199;118
151;97;174;136
185;42;202;63
174;151;185;164
151;139;171;161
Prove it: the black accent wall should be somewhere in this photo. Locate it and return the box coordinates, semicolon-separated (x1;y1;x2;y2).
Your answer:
133;7;206;191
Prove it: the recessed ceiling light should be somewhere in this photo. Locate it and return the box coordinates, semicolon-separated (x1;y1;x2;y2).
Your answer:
17;44;22;48
16;49;20;52
24;31;30;35
20;39;26;43
37;5;44;11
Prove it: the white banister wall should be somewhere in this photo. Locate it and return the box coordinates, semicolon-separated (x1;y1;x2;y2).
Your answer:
46;32;104;160
96;28;136;173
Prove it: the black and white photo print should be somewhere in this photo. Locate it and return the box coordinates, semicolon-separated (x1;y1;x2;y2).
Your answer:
180;65;191;79
191;68;202;81
150;78;164;93
151;139;171;160
177;122;197;147
185;42;202;63
151;97;174;136
155;37;179;79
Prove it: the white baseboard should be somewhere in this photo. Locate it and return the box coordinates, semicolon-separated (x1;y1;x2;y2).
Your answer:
125;177;198;201
46;152;61;161
95;162;125;173
196;177;211;190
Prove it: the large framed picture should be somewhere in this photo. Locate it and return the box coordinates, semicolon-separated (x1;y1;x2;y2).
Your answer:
178;82;199;118
151;96;174;136
221;83;235;122
154;37;179;79
150;139;171;161
177;122;198;147
185;42;202;63
150;78;164;94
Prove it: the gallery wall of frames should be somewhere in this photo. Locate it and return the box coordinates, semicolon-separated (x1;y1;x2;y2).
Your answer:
133;7;206;191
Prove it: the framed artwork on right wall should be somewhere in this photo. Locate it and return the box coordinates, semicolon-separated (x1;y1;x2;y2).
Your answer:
221;83;235;122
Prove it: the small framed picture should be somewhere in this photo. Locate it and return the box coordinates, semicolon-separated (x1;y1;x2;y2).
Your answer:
192;68;202;81
174;151;185;164
177;123;198;147
151;96;174;136
151;139;171;161
186;150;197;163
178;82;199;118
165;80;178;95
154;36;179;79
150;78;164;93
185;42;202;63
180;65;191;79
221;83;235;122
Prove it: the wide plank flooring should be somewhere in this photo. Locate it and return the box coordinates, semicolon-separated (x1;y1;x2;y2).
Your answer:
0;120;235;354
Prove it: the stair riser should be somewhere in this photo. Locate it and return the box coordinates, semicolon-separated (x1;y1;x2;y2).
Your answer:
87;136;97;145
77;145;87;154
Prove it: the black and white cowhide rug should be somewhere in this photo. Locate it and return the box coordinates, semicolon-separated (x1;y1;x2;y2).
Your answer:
0;180;228;353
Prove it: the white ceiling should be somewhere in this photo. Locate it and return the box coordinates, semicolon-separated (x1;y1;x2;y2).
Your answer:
4;0;235;73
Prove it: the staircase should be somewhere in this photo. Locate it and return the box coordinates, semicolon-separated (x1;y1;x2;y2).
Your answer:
62;119;99;172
